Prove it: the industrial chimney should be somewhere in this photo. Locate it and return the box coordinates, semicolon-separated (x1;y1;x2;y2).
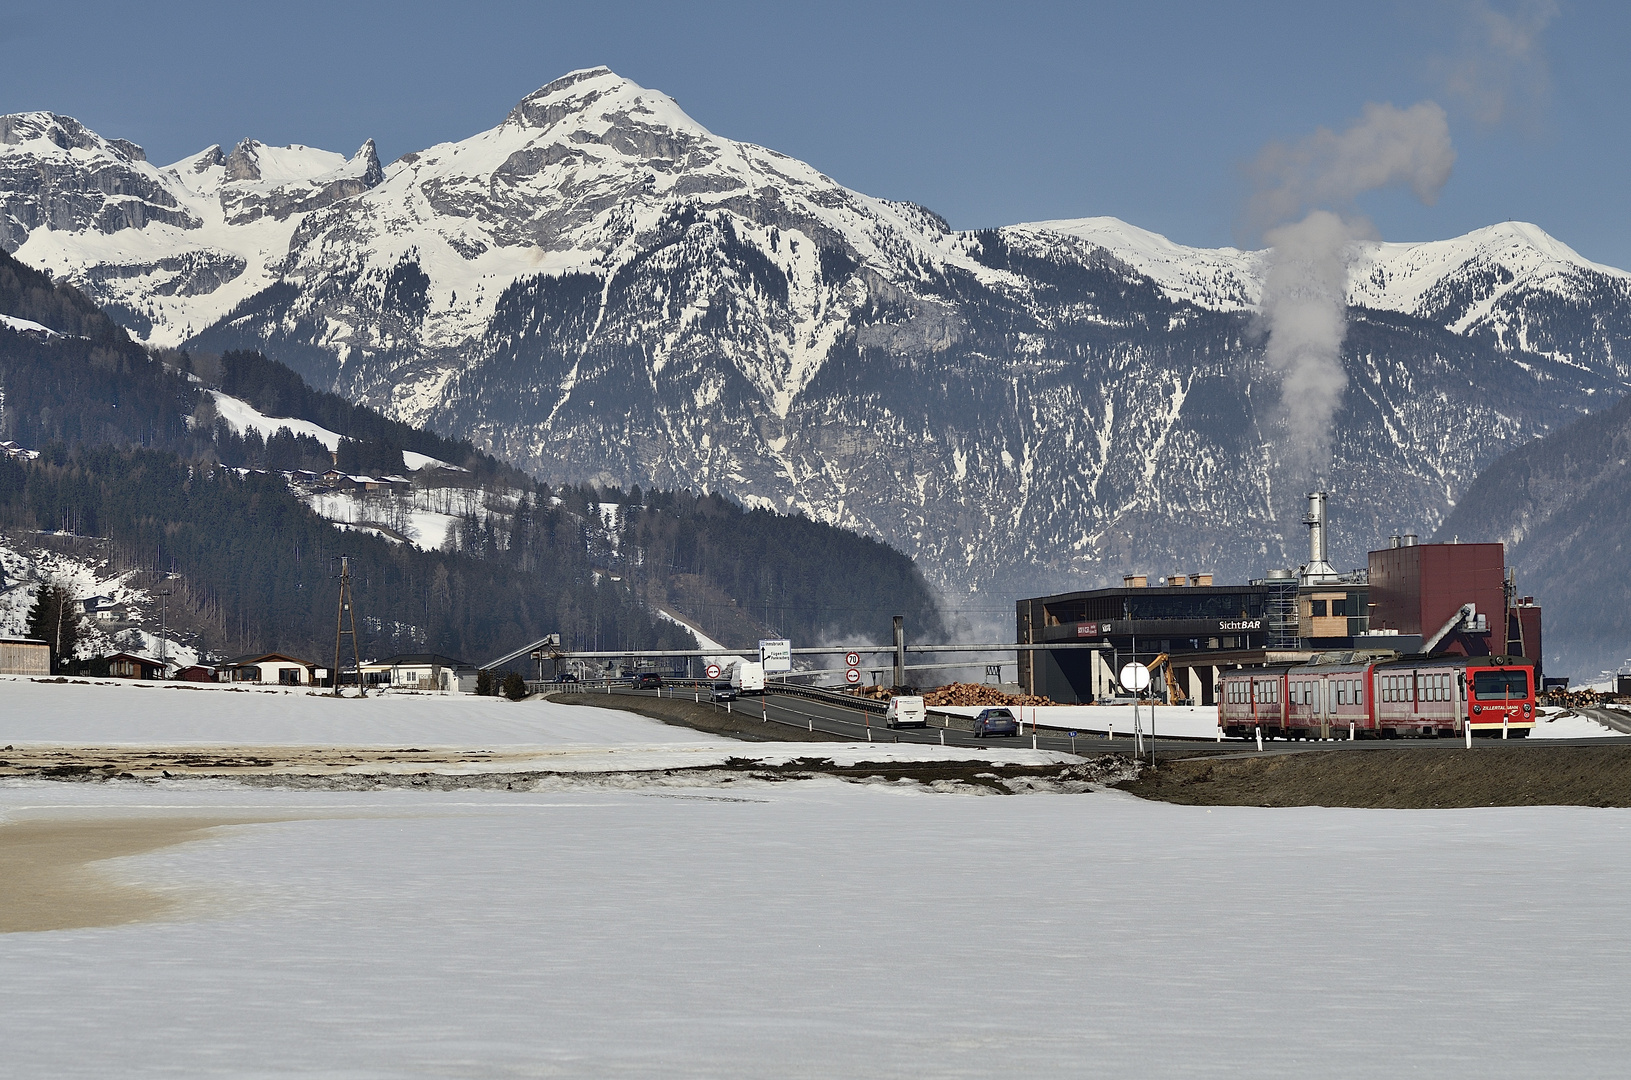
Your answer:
1300;491;1339;585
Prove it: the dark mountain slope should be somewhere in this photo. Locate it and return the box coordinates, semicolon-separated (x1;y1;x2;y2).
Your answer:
1434;392;1631;681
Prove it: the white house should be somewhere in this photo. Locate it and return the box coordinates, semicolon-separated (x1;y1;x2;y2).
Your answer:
371;653;473;692
217;652;318;686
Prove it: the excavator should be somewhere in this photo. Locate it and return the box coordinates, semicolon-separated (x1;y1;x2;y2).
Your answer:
1121;652;1186;704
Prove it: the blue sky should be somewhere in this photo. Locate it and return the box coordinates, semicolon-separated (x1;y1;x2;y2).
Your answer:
3;0;1627;265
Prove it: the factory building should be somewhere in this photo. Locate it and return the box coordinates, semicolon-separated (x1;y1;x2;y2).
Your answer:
1016;493;1542;704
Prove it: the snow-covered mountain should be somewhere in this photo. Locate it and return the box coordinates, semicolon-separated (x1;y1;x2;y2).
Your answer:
6;68;1631;607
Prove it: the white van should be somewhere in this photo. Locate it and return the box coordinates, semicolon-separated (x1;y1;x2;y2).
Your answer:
885;695;927;728
732;660;765;695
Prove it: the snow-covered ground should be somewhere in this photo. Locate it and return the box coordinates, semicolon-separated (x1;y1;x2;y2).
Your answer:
0;312;61;336
3;779;1629;1077
938;703;1225;739
0;676;1074;771
1530;708;1627;739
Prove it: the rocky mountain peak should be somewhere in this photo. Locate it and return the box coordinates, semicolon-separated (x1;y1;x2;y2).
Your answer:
0;111;144;161
223;138;263;181
502;66;704;145
353;139;383;187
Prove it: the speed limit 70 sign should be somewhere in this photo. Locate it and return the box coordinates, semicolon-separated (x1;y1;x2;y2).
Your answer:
844;668;861;685
844;651;860;668
705;663;721;680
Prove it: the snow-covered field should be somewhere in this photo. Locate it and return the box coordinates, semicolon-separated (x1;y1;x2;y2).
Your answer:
3;778;1630;1078
0;676;1074;771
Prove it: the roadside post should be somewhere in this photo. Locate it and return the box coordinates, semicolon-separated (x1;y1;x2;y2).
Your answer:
1120;662;1152;762
1069;731;1077;754
1465;718;1472;749
1255;726;1263;752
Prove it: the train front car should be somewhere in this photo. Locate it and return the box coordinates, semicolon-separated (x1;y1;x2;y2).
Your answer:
1465;660;1536;737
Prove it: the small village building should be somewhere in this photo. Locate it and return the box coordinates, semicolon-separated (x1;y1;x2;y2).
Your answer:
78;594;117;621
0;637;50;675
105;652;168;680
373;653;474;692
175;665;215;682
217;652;318;686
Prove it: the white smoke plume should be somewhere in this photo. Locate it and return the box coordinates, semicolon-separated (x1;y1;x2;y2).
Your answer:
1248;102;1456;479
1258;210;1362;477
1439;0;1560;126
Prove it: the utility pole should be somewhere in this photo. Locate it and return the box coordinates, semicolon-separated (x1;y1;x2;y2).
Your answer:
155;586;172;677
333;556;365;697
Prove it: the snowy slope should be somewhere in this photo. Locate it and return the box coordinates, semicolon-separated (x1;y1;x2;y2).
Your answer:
0;535;197;667
0;313;62;337
5;115;381;344
204;390;343;450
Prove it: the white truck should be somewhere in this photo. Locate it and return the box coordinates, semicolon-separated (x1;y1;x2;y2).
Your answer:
731;660;765;695
885;695;927;728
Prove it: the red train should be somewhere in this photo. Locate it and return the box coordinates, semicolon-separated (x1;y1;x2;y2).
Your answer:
1218;655;1535;739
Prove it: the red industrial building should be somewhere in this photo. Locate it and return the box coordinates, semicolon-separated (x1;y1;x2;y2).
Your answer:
1365;538;1542;677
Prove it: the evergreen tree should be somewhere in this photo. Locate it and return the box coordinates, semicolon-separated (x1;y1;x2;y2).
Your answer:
501;671;528;701
475;668;493;697
26;580;79;673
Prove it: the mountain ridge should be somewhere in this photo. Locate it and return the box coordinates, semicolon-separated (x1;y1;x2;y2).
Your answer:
5;68;1630;622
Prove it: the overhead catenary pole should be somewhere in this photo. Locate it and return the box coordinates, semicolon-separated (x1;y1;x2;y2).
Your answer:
155;586;171;676
333;556;366;698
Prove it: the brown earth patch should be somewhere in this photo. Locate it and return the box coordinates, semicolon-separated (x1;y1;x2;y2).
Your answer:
0;816;281;933
1114;744;1631;808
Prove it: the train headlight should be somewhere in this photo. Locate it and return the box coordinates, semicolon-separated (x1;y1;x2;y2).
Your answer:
1473;705;1482;715
1524;703;1531;715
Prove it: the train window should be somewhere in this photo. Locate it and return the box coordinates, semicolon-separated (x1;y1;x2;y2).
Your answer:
1336;682;1346;705
1354;680;1363;705
1474;670;1528;700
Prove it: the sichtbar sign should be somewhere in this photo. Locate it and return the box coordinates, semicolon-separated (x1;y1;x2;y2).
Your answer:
758;639;792;673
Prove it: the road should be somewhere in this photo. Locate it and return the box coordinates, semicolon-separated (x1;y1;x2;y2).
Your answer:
613;685;1631;759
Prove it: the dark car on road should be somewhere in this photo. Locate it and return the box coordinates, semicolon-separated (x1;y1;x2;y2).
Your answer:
710;682;738;702
636;672;663;689
971;707;1019;738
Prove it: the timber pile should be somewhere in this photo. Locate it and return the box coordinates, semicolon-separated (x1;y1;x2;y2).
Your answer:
921;682;1055;708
